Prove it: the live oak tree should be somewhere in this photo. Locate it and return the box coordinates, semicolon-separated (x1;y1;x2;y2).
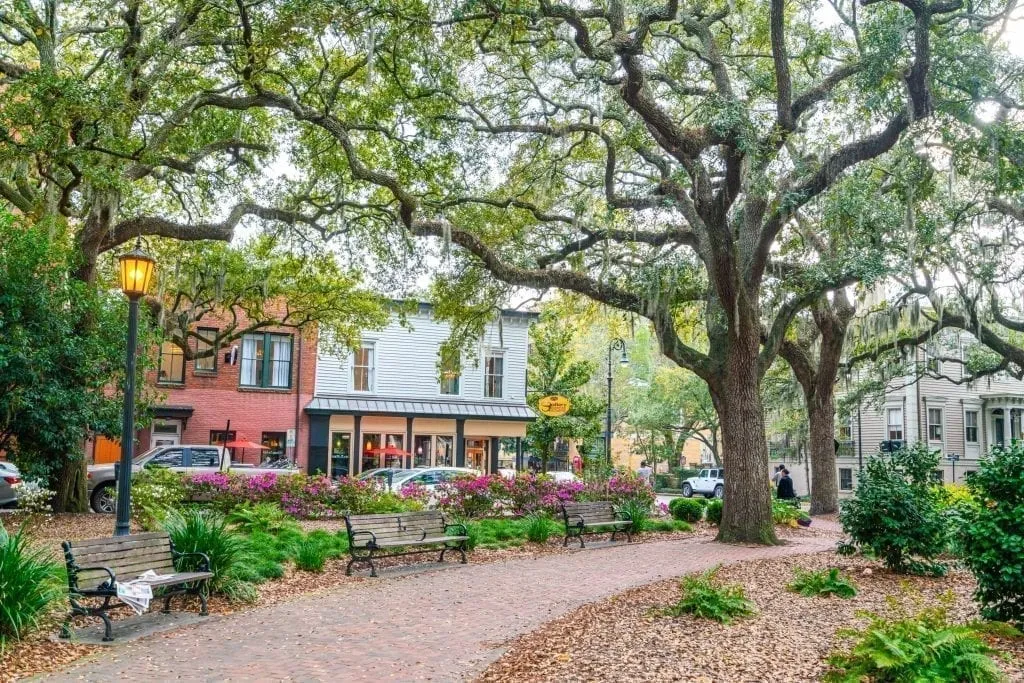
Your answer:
0;1;390;508
0;211;154;496
151;236;387;362
218;0;1018;542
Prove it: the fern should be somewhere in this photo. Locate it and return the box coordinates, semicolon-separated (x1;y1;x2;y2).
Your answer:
826;599;1012;683
788;568;857;599
661;567;755;624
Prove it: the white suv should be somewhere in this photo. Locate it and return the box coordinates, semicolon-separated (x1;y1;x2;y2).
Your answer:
682;468;725;499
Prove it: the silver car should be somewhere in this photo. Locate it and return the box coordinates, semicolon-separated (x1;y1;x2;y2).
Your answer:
0;461;21;508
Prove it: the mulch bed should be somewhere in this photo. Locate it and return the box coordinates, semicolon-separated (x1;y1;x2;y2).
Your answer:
478;553;1024;682
0;513;707;681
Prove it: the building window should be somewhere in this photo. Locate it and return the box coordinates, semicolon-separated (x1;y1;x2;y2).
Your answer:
352;345;374;392
965;410;979;444
240;333;293;388
484;353;504;398
925;348;941;374
928;407;943;441
930;469;945;484
261;432;287;461
887;408;903;441
839;468;853;491
195;327;218;372
838;418;853;441
157;341;185;384
440;371;460;395
210;430;236;446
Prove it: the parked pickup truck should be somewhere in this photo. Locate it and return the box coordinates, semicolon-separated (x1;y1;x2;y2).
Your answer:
87;444;296;513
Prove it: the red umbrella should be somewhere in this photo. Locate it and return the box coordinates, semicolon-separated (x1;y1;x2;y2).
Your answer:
364;445;409;456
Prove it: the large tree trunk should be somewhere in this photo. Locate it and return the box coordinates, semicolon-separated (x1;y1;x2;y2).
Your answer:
807;390;839;515
713;349;778;545
54;456;89;512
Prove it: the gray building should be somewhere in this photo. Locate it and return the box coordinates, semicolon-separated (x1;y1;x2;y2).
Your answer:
838;332;1023;494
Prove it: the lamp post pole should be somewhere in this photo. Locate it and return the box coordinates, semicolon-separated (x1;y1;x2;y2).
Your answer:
606;338;627;465
114;296;141;536
114;240;156;537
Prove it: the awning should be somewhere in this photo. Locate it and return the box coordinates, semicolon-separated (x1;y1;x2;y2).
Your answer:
305;397;536;421
152;404;195;419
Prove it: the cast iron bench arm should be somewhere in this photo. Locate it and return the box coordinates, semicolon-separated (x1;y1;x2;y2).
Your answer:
171;549;212;573
72;565;117;591
350;530;378;547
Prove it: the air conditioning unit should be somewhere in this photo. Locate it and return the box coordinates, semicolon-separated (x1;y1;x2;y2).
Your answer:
879;440;905;453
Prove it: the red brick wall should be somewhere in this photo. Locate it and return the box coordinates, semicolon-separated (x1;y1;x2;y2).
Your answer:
146;301;316;468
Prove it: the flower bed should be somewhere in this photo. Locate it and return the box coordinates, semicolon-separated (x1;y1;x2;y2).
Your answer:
130;469;656;525
435;473;655;518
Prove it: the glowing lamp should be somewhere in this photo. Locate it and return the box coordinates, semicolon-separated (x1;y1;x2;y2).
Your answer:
118;240;156;298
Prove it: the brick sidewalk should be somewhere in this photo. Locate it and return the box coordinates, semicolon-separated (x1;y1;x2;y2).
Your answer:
46;533;837;682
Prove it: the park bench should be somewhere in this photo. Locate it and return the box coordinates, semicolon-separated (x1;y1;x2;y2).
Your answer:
344;510;469;577
60;532;213;642
560;501;633;548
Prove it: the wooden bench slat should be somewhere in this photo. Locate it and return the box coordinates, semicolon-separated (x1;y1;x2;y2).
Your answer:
74;546;174;566
69;538;171;557
137;573;212;589
69;532;170;549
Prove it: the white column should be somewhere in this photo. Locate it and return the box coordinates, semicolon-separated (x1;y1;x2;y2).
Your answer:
1002;406;1012;447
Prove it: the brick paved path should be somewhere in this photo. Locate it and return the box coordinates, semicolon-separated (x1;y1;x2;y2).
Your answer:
48;533;837;682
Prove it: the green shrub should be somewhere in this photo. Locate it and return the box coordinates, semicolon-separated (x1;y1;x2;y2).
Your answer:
838;444;947;575
295;542;328;572
163;509;244;592
524;513;556;543
669;497;704;523
788;568;857;598
825;601;1009;682
705;499;723;525
0;525;62;645
962;444;1024;626
131;467;187;530
772;499;809;525
227;502;300;535
619;498;652;532
661;567;755;624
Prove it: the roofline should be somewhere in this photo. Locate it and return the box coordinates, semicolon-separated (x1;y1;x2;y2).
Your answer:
305;406;536;421
387;299;539;321
304;397;537;421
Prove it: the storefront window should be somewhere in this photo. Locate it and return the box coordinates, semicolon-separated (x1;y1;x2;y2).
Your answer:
414;435;432;468
261;432;286;461
210;430;236;446
466;438;488;472
331;432;351;479
436;436;454;467
384;434;405;469
360;433;382;473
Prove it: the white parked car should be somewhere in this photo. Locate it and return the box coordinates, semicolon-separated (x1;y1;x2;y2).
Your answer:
387;467;478;494
497;468;580;483
682;468;725;499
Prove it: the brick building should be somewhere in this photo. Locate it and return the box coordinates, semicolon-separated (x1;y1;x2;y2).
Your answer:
90;302;316;466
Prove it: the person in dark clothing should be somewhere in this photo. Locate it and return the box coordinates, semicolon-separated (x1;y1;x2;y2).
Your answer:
776;468;797;501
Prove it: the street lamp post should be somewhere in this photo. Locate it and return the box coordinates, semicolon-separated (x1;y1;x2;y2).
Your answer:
114;240;156;536
605;338;628;465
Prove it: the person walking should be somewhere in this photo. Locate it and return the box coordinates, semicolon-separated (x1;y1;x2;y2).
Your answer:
771;464;785;486
637;460;653;486
776;468;797;503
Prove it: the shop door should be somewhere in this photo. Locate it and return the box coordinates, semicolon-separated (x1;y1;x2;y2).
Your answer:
150;420;182;448
465;438;489;473
330;432;352;479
